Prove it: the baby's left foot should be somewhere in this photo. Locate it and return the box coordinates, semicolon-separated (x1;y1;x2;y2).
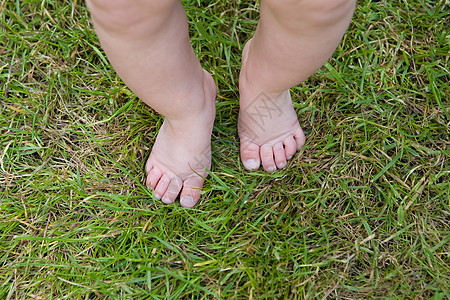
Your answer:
238;40;305;172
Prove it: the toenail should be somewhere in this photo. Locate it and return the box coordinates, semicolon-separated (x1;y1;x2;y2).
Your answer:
162;197;173;204
154;193;161;200
180;196;196;208
267;166;276;172
244;159;259;170
287;156;293;160
278;162;286;168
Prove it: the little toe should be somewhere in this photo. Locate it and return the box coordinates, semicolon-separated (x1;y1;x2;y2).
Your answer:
145;159;153;175
162;177;183;204
154;174;171;201
240;142;261;170
180;175;205;208
283;136;297;160
294;128;306;150
260;144;276;172
273;142;287;169
146;167;163;190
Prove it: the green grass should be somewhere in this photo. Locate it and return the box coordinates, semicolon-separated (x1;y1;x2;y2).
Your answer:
1;0;449;298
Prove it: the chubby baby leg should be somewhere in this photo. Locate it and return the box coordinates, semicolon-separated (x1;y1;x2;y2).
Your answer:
239;0;356;171
87;0;216;207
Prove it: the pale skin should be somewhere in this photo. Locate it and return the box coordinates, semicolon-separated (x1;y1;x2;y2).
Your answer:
86;0;356;208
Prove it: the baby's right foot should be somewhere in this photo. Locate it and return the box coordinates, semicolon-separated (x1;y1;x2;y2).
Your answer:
145;70;216;208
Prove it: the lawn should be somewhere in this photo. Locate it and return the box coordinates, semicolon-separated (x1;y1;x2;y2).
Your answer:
0;0;448;298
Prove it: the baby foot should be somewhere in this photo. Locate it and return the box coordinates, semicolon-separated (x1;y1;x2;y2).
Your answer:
238;40;305;172
145;70;216;208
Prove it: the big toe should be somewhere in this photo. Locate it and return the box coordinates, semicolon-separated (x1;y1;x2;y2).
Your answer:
180;175;206;208
240;141;261;170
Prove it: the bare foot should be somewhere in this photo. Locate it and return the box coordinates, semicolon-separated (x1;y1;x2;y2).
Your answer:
238;39;305;172
145;70;216;208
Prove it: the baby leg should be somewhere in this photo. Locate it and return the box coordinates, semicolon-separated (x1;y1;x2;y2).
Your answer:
87;0;216;207
239;0;356;171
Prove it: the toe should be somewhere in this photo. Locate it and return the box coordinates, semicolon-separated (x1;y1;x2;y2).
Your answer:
146;166;163;190
260;144;276;172
145;159;153;175
294;128;306;150
180;175;205;208
240;141;261;170
273;142;287;169
283;136;297;160
154;174;171;201
162;177;183;204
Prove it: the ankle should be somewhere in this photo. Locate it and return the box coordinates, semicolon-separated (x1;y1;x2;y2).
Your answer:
165;69;216;125
240;41;286;100
240;68;289;109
